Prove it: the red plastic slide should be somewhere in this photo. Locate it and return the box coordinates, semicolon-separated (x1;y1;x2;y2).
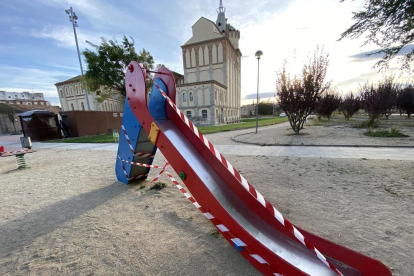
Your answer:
125;62;392;276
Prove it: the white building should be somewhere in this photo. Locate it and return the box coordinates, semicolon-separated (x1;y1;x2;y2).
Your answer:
0;91;51;106
177;0;242;125
55;76;123;112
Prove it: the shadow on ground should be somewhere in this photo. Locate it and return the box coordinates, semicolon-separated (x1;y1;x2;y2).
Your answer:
0;181;134;258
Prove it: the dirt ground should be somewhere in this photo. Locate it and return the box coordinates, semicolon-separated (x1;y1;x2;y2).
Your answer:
0;148;413;276
233;115;414;146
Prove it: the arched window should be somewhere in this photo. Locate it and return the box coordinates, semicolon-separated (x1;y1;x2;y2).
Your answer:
65;88;69;96
81;102;85;111
183;93;187;102
60;90;64;98
104;102;107;111
110;103;113;111
69;87;73;96
189;92;193;102
71;103;74;110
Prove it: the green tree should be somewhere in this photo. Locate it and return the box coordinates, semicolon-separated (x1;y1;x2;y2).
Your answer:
339;0;414;72
83;36;154;102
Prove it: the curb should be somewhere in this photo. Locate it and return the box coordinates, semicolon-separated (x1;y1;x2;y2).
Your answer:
231;132;414;148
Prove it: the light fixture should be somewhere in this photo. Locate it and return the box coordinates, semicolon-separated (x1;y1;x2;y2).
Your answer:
255;50;263;59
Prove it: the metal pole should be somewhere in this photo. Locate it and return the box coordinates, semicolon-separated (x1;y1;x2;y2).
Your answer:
255;58;260;134
69;7;91;111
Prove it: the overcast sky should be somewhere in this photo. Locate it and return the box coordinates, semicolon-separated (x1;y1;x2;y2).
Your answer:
0;0;412;106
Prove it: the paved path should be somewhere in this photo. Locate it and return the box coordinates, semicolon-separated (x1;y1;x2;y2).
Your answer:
2;136;414;161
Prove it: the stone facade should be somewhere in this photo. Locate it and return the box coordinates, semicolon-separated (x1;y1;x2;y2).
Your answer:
177;2;241;125
55;76;123;112
0;91;50;106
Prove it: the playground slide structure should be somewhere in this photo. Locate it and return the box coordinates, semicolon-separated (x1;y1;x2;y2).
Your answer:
115;62;392;276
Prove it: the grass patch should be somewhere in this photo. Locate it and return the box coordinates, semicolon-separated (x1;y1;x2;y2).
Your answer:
47;133;116;143
46;117;288;143
353;120;378;129
364;127;409;137
197;117;288;134
150;182;167;190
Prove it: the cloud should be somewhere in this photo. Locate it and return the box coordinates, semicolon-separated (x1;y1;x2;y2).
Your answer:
29;25;105;49
243;92;275;100
0;64;75;97
349;44;414;62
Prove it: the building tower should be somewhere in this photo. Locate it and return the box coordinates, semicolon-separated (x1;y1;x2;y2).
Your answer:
176;0;242;125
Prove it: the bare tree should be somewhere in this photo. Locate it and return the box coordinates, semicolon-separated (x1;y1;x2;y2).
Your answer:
396;85;414;119
340;92;360;120
276;48;330;134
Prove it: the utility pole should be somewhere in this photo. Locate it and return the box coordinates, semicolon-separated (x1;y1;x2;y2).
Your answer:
65;7;91;111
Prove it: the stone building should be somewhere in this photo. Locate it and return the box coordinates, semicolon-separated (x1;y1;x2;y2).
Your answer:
55;76;124;112
0;91;50;106
177;0;241;125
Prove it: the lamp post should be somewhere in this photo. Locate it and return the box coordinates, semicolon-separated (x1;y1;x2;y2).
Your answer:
255;50;263;134
65;7;91;111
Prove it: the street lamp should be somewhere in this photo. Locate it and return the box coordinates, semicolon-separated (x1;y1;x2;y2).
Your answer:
255;50;263;134
65;7;91;111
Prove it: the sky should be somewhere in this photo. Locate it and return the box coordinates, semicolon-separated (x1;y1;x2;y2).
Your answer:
0;0;412;106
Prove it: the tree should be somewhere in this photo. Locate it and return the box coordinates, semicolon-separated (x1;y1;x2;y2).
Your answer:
258;100;274;115
396;85;414;118
83;36;154;102
359;77;398;125
340;92;361;120
276;48;330;134
378;77;398;120
314;91;341;120
360;82;381;125
339;0;414;72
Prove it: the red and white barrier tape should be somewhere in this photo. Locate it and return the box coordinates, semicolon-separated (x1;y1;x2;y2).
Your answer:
121;125;155;158
0;149;32;157
148;162;169;186
118;156;162;168
138;65;343;276
162;168;283;276
117;155;148;181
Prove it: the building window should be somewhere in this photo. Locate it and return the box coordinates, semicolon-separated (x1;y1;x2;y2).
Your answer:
110;103;113;111
71;103;74;110
186;111;192;118
189;92;193;102
202;110;207;119
105;102;107;111
183;93;187;102
81;102;85;111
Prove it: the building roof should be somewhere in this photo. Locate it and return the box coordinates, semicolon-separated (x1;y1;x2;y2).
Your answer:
183;17;224;46
54;75;82;86
171;71;184;78
19;109;57;117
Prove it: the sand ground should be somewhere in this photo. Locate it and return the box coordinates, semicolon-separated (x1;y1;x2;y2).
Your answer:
1;147;412;276
234;115;414;146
